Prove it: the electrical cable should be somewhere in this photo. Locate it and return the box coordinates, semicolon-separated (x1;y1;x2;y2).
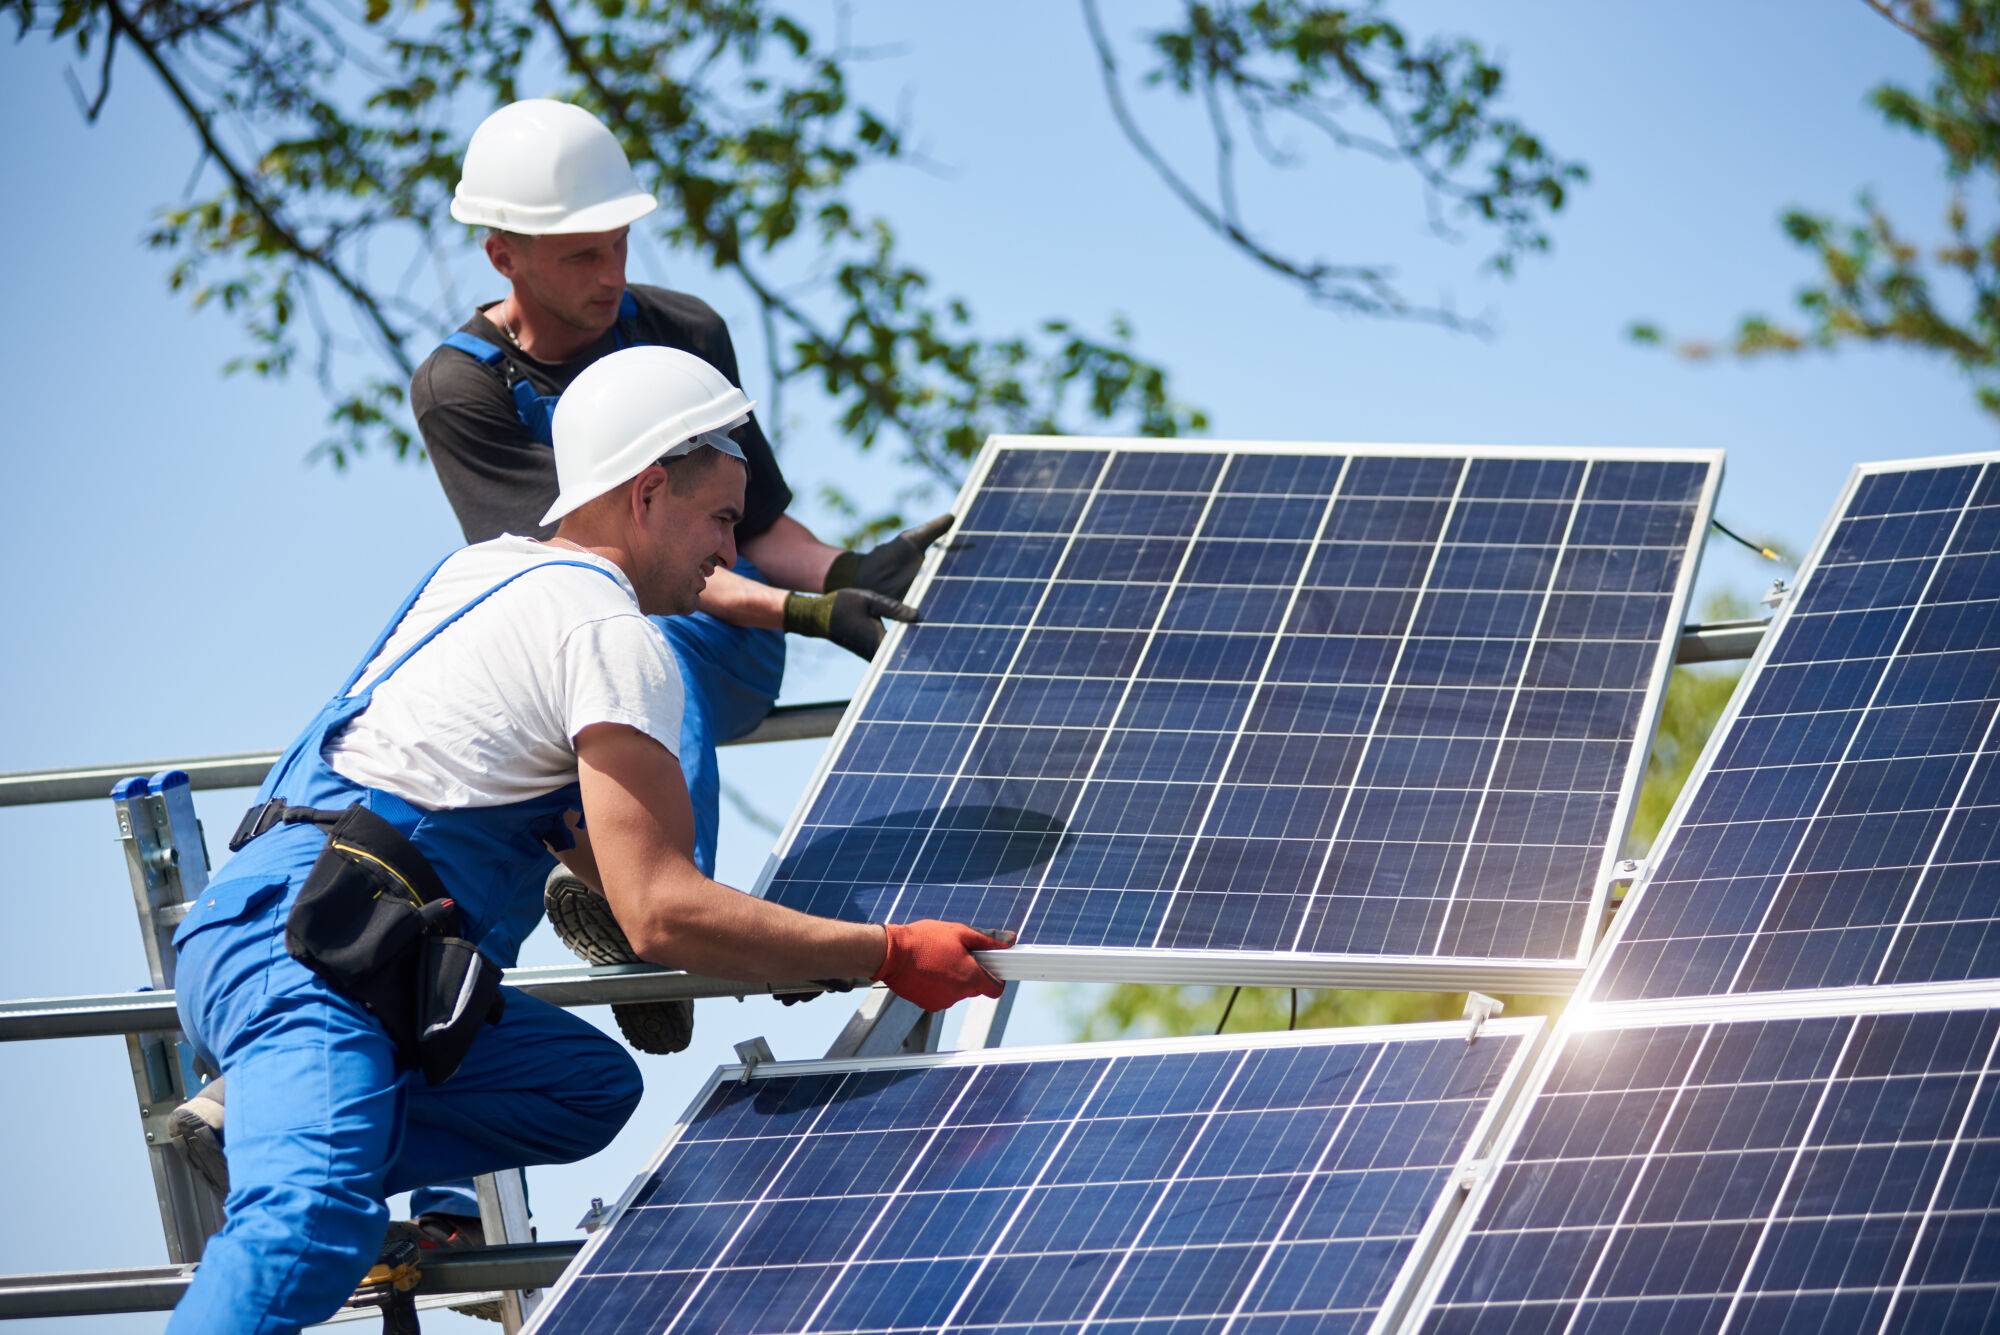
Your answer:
1288;988;1299;1031
1215;986;1241;1035
1712;517;1786;564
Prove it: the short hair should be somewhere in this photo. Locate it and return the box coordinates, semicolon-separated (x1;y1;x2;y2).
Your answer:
658;443;743;496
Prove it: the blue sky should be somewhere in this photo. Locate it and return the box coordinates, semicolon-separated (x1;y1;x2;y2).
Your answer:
0;3;1985;1329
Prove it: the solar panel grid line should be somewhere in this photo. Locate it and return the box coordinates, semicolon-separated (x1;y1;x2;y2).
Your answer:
1540;1024;1724;1335
1868;1015;2000;1332
743;436;1013;907
1136;455;1354;951
1704;1016;1876;1335
1575;452;2000;1005
648;1071;867;1333
926;1059;1125;1331
523;1018;1546;1335
785;1069;995;1334
1281;457;1477;956
1065;1049;1262;1330
1863;652;2000;996
1426;462;1596;956
1571;449;1725;970
1214;1045;1396;1333
872;449;1125;928
1708;462;1992;1003
1003;454;1245;938
1396;984;2000;1335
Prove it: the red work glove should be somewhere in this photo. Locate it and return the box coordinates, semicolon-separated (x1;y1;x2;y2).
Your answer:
873;921;1013;1011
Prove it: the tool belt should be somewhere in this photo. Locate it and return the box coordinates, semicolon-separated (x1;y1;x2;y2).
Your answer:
230;799;505;1085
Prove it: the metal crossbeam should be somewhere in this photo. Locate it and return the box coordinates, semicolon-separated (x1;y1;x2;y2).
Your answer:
0;618;1770;811
0;700;848;808
0;1242;582;1318
0;964;866;1043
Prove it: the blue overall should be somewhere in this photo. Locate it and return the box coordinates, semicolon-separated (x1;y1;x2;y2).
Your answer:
442;292;786;875
167;557;644;1335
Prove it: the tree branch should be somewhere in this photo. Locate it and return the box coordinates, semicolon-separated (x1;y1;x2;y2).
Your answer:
106;0;414;375
1078;0;1479;331
1859;0;1937;46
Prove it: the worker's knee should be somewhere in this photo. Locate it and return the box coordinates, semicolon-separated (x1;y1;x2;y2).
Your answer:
544;1035;642;1162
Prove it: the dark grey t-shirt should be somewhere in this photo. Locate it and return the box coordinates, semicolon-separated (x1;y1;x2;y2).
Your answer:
410;284;793;544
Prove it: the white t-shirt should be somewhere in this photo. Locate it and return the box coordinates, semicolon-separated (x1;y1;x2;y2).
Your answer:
326;536;684;809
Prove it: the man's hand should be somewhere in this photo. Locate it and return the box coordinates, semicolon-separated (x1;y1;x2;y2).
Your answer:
783;588;920;661
824;514;955;601
873;921;1013;1011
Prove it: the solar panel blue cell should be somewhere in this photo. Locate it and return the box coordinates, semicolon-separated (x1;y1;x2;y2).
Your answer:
529;1027;1535;1334
1590;453;2000;1003
762;442;1713;982
984;447;1108;491
1413;1000;2000;1335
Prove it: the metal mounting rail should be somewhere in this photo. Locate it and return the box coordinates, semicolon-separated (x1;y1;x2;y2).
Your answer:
0;1241;582;1318
0;699;848;809
0;621;1769;812
0;963;869;1044
1672;617;1766;665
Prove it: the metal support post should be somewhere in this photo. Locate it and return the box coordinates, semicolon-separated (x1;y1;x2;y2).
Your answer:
474;1169;539;1330
110;770;223;1263
823;985;941;1060
957;983;1018;1050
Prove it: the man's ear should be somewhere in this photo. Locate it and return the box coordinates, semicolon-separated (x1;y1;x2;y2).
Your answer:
483;232;517;279
629;464;669;527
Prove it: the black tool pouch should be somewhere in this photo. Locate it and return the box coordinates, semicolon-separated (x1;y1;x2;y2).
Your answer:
283;804;504;1085
415;931;504;1086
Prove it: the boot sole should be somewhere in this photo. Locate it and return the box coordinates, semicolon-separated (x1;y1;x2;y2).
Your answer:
545;882;694;1055
168;1106;230;1198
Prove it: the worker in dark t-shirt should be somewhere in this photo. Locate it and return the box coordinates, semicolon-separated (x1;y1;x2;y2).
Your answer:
398;108;952;1232
411;100;952;887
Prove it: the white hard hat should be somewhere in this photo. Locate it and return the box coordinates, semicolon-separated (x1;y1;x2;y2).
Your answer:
542;346;752;526
451;99;659;235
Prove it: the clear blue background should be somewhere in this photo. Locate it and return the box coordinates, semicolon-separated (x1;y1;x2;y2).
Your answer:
0;4;1980;1329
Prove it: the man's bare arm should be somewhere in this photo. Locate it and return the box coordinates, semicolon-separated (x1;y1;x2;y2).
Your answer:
693;563;788;629
740;513;843;592
573;721;886;982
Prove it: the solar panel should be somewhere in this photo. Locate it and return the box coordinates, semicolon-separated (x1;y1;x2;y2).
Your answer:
1587;453;2000;1003
757;439;1720;991
524;1021;1539;1335
1408;991;2000;1333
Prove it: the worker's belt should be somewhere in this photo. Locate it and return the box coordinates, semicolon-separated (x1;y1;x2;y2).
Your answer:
231;799;505;1085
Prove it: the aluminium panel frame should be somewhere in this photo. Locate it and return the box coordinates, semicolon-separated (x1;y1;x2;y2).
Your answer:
1572;449;2000;1009
749;435;1723;993
519;1015;1547;1335
1391;979;2000;1333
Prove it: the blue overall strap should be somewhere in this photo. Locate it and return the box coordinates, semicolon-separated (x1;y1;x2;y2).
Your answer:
611;290;639;349
442;293;645;446
350;560;626;702
337;551;459;697
440;331;506;365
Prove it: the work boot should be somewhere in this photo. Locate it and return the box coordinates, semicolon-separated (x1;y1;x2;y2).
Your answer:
167;1077;229;1197
545;870;694;1054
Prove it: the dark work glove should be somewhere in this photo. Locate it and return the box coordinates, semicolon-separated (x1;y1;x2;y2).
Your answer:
783;588;921;661
823;514;955;601
777;979;860;1007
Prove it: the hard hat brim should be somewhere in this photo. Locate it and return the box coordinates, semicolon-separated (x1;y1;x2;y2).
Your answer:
451;191;658;236
539;407;755;528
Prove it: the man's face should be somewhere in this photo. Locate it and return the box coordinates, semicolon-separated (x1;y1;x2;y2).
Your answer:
492;228;630;339
635;455;745;616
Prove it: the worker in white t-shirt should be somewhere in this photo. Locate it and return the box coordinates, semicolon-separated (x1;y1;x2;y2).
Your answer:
159;345;1009;1335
